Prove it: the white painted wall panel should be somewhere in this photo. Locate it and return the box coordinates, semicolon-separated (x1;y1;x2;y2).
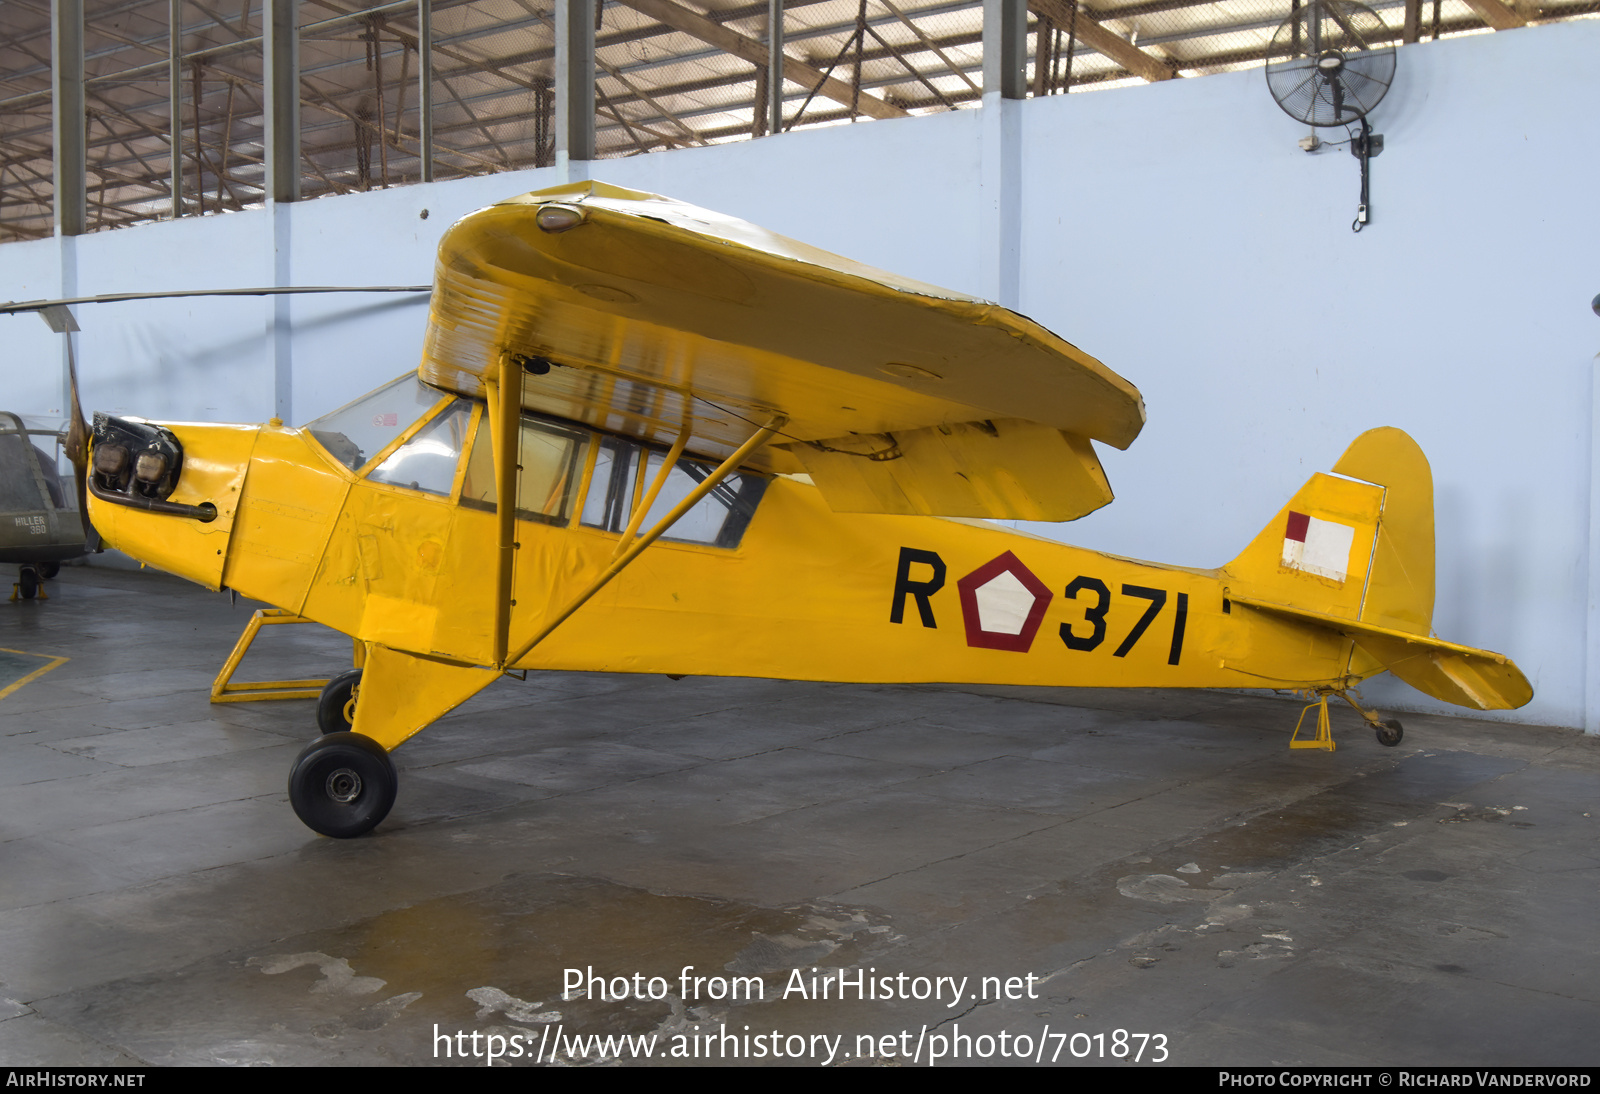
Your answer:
0;235;65;418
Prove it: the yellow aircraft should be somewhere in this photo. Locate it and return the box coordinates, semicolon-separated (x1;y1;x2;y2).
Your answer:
80;181;1531;838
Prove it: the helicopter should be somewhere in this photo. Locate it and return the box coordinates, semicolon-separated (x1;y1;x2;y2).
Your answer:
0;411;94;600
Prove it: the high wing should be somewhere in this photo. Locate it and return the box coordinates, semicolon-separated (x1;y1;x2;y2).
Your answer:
420;181;1145;522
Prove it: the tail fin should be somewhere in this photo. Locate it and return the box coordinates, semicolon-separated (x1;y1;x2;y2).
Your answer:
1223;428;1530;711
1224;427;1430;633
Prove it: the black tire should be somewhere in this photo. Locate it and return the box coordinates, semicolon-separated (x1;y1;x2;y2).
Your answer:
1375;719;1404;747
38;563;60;580
287;731;397;838
17;567;40;600
316;668;364;736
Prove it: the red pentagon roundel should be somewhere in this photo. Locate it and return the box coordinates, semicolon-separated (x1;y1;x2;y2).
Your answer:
955;551;1053;652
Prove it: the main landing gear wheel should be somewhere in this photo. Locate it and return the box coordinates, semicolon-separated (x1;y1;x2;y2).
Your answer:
15;566;41;600
1375;719;1404;747
288;731;397;838
316;668;363;736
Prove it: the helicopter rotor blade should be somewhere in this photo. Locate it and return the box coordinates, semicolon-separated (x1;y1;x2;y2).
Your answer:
0;285;430;316
38;305;93;539
65;331;93;539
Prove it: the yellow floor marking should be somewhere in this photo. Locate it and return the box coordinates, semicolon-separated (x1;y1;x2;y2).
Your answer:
0;647;70;701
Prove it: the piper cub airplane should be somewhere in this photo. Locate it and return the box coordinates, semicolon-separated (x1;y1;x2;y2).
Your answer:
83;182;1531;838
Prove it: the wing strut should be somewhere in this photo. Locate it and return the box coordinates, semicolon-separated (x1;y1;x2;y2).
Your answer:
489;356;524;668
612;415;691;560
500;414;787;670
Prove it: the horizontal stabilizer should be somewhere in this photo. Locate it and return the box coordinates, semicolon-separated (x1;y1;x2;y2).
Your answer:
1230;594;1532;711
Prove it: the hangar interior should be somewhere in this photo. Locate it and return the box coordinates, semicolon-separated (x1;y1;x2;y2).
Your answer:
2;0;1599;1068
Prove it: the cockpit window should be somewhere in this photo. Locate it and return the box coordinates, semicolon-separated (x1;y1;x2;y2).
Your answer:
366;401;473;497
304;374;450;473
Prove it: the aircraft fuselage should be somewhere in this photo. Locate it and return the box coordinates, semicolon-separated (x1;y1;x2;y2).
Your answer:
88;388;1374;746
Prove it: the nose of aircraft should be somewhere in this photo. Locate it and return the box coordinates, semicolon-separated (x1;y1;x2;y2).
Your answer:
86;415;259;590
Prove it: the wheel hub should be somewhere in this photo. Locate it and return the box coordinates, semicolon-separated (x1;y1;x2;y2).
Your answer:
326;767;363;803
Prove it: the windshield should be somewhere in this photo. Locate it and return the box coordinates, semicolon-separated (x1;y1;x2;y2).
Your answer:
367;401;474;497
303;375;451;473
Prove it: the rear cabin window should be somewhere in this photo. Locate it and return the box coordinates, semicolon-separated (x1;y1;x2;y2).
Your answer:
581;436;766;549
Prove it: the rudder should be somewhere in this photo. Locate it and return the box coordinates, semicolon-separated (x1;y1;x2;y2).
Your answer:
1328;426;1434;637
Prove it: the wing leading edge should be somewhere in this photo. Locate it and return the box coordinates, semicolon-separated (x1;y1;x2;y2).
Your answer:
420;181;1145;521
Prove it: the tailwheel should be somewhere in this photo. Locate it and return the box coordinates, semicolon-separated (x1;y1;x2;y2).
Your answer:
316;667;364;736
288;731;397;838
1333;690;1404;749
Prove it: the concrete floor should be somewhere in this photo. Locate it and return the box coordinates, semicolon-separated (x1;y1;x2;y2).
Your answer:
2;563;1597;1068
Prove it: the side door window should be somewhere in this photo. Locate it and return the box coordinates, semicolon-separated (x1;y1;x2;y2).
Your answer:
460;414;587;525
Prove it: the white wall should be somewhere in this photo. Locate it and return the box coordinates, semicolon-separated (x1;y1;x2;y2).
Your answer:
1013;20;1600;727
1;235;66;418
3;19;1594;728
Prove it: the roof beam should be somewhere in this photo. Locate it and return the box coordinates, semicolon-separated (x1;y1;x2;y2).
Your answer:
882;0;978;94
597;59;710;146
610;0;909;119
1028;0;1173;82
502;0;711;147
1459;0;1527;29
